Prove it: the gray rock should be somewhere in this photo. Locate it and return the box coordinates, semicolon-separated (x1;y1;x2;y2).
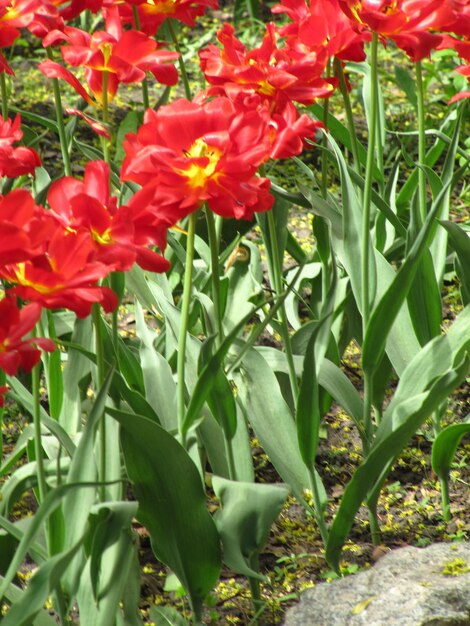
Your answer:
283;543;470;626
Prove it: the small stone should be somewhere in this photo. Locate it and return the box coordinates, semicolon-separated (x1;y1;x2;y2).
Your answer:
283;542;470;626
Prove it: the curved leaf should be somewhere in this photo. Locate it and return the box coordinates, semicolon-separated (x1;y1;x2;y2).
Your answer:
111;409;221;617
432;416;470;481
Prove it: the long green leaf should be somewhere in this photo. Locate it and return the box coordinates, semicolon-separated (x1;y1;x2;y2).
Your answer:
235;348;309;498
440;220;470;305
326;307;470;569
296;259;337;466
0;577;58;626
363;177;455;375
407;249;441;346
327;132;377;315
326;357;469;571
432;416;470;482
1;539;83;626
111;409;221;617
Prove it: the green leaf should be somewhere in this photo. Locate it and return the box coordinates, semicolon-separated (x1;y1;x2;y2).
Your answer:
440;220;470;305
149;606;189;626
199;337;237;439
213;477;289;580
183;302;262;435
114;111;140;165
60;316;93;435
394;66;417;110
327;132;377;315
363;178;454;375
310;102;377;177
432;416;470;482
407;249;442;346
7;379;76;457
0;577;58;626
77;502;140;626
327;357;469;571
1;540;83;626
255;348;365;440
60;368;115;596
135;300;177;431
111;410;221;616
235;348;309;498
326;307;470;570
0;481;102;603
296;261;337;466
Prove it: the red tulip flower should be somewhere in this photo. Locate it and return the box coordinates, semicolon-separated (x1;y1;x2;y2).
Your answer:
337;0;449;60
0;0;42;73
200;23;334;114
272;0;368;63
122;97;274;221
1;218;118;318
449;64;470;103
0;188;48;265
47;160;170;273
42;14;178;105
0;115;41;178
114;0;218;36
0;296;55;376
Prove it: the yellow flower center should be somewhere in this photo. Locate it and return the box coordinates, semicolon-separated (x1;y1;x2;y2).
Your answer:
181;138;222;189
91;227;113;246
143;0;176;15
12;263;58;295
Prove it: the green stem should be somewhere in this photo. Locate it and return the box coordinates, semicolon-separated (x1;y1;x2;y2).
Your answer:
205;209;224;342
334;58;362;178
168;19;192;100
415;60;427;225
224;436;237;480
132;5;150;110
92;304;107;501
248;555;263;616
267;210;298;400
226;263;306;376
361;36;380;542
368;499;382;546
440;475;451;522
205;210;238;478
361;32;378;329
0;369;4;461
0;72;8;119
177;212;197;446
32;362;48;503
307;466;329;545
101;70;110;163
46;48;72;176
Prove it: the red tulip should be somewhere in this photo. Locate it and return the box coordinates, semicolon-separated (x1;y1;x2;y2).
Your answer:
122;97;274;222
0;296;55;376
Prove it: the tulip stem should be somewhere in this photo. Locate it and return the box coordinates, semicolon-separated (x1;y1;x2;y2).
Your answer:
416;60;427;225
101;71;110;163
132;5;150;110
267;210;298;401
334;58;362;179
92;304;107;502
177;212;197;447
46;48;72;177
205;209;224;343
32;362;48;503
0;72;8;119
168;19;192;100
